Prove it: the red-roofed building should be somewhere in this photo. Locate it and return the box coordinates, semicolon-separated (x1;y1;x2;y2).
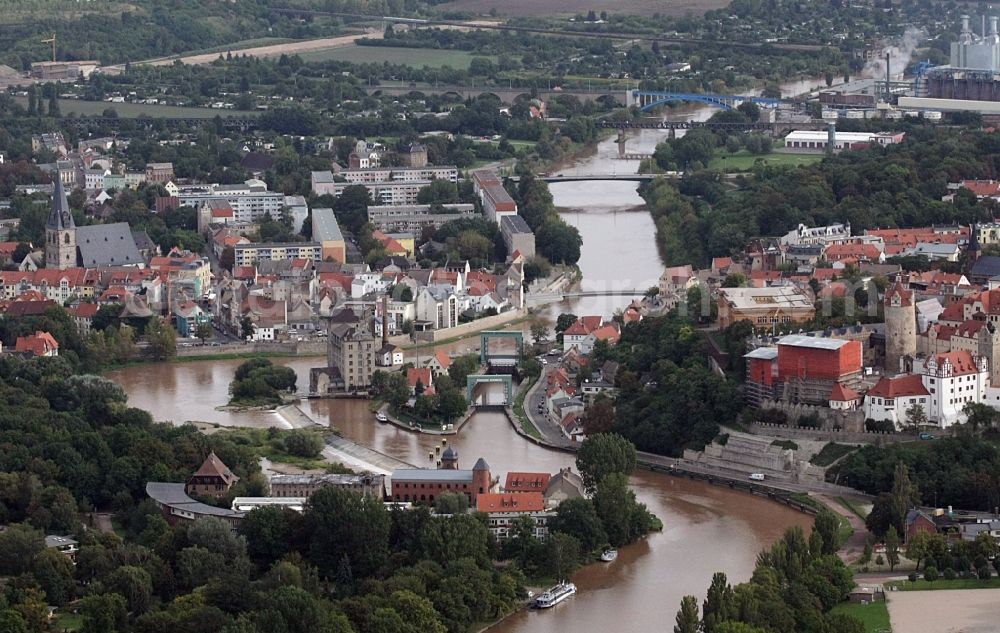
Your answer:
67;302;99;335
426;350;452;377
476;492;551;539
865;351;989;429
407;367;435;396
960;180;1000;199
0;242;19;263
504;472;551;493
824;243;884;264
185;452;239;497
829;382;861;410
563;316;606;354
14;330;59;357
745;334;863;406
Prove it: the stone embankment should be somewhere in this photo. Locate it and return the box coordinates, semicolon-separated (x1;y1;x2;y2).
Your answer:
683;430;828;485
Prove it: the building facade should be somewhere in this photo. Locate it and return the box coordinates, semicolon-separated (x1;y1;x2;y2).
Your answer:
328;323;376;391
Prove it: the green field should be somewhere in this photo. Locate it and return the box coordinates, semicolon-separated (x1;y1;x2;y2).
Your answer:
14;97;257;119
297;45;485;69
888;577;1000;591
830;601;891;633
708;149;824;171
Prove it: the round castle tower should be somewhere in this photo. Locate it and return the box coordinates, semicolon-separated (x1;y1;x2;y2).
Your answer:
884;281;916;374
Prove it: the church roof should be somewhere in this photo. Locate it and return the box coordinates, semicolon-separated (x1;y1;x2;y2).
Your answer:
47;179;75;231
76;223;144;267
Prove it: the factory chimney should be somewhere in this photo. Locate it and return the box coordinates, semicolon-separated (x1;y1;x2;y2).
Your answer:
826;122;836;155
381;293;388;347
993;16;999;36
961;14;973;43
885;51;891;96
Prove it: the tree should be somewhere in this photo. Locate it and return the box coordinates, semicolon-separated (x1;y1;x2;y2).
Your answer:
963;402;997;435
107;565;153;615
433;492;469;515
550;497;607;552
702;572;736;633
195;322;212;344
332;185;371;234
220;246;235;272
674;595;700;633
0;524;44;575
306;486;390;579
576;433;637;493
436;389;468;422
31;548;75;606
581;396;615;436
905;530;931;570
890;463;919;536
284;430;323;457
813;508;841;556
79;593;128;633
144;315;176;360
885;526;901;572
417;179;459;205
905;401;927;432
240;316;256;341
530;320;549;346
240;506;290;568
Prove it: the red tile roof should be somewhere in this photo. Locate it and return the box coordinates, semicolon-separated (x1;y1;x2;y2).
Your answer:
931;351;982;376
504;472;551;492
830;382;860;402
476;492;545;513
191;452;238;485
867;374;928;398
14;331;59;356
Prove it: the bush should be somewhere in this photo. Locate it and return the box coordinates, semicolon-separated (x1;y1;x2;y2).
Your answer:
943;568;957;580
978;565;992;580
283;430;323;458
924;565;938;581
908;572;918;582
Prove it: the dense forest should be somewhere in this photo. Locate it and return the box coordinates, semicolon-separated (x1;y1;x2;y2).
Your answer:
583;312;742;456
832;437;1000;512
641;126;1000;267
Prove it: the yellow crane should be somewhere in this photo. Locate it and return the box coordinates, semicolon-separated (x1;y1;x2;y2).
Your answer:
41;33;56;63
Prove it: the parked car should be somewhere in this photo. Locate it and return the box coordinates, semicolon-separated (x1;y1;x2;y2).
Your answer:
749;473;765;481
919;432;935;440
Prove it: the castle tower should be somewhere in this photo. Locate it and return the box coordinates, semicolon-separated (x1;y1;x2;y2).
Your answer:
440;445;458;470
884;281;916;374
45;179;76;270
472;457;491;497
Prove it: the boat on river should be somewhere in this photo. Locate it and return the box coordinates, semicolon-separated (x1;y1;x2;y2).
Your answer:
534;582;576;608
601;549;618;562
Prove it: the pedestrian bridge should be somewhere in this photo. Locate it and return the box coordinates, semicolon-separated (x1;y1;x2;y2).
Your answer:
631;90;784;112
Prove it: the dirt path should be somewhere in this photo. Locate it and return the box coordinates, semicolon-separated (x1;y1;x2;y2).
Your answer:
107;30;383;70
816;493;870;565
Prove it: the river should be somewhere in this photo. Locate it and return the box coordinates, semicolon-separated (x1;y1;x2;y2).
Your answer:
106;101;814;631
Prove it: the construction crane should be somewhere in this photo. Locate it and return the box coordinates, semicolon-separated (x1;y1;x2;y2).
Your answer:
40;33;56;63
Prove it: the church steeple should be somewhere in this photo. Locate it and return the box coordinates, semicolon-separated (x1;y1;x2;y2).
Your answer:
45;177;77;270
46;178;75;231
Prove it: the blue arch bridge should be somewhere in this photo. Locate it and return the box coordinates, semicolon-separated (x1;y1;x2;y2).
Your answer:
630;90;784;112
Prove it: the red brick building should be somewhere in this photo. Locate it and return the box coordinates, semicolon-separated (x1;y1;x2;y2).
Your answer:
745;334;863;406
390;453;493;504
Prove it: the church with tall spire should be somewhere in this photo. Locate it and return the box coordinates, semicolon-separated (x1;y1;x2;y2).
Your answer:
45;179;77;270
43;176;145;269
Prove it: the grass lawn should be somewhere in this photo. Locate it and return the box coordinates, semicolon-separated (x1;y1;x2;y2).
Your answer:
708;149;823;171
513;374;543;440
888;577;1000;591
830;601;891;633
52;610;85;632
810;442;858;467
298;45;485;69
14;97;257;119
836;495;869;522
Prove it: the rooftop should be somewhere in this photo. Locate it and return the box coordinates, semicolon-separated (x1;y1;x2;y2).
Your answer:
391;468;474;482
312;207;344;243
777;334;853;351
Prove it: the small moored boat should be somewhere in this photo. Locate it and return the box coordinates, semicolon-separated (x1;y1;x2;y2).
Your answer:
534;582;576;608
375;412;388;422
600;549;618;562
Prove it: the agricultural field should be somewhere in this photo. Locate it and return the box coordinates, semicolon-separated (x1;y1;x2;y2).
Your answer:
13;97;257;119
296;45;485;69
435;0;730;17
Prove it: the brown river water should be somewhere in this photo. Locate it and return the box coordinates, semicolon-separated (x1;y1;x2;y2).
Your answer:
107;109;816;630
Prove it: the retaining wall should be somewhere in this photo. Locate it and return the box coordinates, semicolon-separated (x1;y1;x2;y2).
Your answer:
176;339;326;357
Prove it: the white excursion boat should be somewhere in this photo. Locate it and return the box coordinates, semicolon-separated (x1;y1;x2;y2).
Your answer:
375;412;388;422
600;549;618;562
534;582;577;608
